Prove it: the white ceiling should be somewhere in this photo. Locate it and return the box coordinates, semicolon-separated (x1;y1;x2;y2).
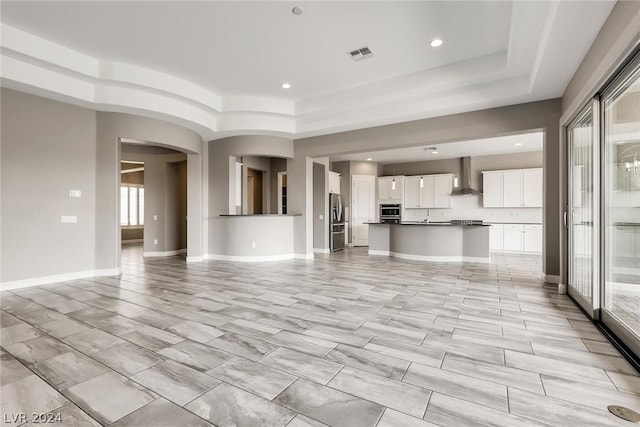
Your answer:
0;1;616;140
330;131;544;164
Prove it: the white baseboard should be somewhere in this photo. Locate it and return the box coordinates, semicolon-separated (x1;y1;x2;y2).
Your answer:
205;253;296;262
369;250;390;256
143;249;187;257
186;256;203;263
294;253;314;260
369;250;489;264
544;274;561;284
1;268;121;291
313;248;330;254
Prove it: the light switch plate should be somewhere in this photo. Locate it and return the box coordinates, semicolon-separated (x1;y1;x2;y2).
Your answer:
69;189;82;198
153;215;158;221
61;215;77;223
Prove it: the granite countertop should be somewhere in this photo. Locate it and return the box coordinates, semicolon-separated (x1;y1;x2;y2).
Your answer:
220;214;302;217
368;222;489;227
485;222;543;225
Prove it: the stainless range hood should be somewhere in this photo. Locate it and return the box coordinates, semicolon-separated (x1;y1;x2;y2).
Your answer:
451;156;482;196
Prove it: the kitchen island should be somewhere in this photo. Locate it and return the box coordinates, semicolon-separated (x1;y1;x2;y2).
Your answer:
368;222;490;263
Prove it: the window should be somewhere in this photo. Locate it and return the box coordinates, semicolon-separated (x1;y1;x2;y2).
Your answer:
120;185;144;227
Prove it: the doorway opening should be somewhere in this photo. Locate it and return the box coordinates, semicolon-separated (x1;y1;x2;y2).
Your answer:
247;167;264;214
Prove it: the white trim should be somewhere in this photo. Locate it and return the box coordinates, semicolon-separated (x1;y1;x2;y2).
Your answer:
205;253;295;262
143;249;187;257
491;249;542;255
294;253;314;260
369;249;390;256
186;255;203;263
544;274;561;284
314;248;330;254
1;268;121;291
369;250;490;264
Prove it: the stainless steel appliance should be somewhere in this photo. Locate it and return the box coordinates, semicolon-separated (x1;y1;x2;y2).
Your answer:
329;193;345;251
380;203;401;224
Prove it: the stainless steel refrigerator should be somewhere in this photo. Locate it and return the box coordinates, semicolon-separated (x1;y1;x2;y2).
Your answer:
329;193;345;251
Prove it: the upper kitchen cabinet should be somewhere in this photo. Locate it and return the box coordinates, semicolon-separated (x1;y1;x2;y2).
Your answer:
378;176;404;201
404;174;452;208
482;168;542;208
329;171;341;194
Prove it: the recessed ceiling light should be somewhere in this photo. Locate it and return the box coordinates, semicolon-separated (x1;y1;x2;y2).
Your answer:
432;150;438;154
281;83;291;89
430;38;443;48
291;6;304;15
515;142;523;146
366;158;373;161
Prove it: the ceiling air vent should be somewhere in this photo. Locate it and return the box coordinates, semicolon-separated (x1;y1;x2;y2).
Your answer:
349;46;374;61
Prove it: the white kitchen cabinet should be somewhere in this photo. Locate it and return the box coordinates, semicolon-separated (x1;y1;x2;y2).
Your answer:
523;169;543;207
433;174;453;208
482;172;503;207
489;224;504;251
329;171;341;194
403;174;452;208
615;225;635;256
503;171;523;207
503;224;525;251
523;224;543;252
482;168;542;208
492;223;542;253
378;176;404;201
404;176;420;208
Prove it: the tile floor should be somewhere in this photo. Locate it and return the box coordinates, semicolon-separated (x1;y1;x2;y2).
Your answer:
1;246;640;426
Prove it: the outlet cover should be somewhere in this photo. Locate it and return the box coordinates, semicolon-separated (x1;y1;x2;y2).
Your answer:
61;215;77;223
251;242;256;248
153;215;158;221
153;239;158;245
69;189;82;198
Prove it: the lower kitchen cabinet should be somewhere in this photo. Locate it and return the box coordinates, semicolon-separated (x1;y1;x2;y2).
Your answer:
489;223;542;253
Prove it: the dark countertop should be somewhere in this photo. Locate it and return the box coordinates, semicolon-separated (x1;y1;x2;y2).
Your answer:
367;222;490;227
485;222;542;225
220;214;302;217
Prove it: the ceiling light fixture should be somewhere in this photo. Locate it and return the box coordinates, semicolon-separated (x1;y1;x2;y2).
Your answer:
366;158;373;161
515;142;523;146
392;178;396;190
291;6;304;15
432;150;438;155
281;83;291;89
430;38;443;48
420;176;424;188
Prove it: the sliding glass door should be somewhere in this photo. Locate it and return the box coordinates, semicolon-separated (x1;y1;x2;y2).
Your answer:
567;104;597;314
601;52;640;355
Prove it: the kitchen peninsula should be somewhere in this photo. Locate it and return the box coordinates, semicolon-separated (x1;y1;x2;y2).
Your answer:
368;221;490;263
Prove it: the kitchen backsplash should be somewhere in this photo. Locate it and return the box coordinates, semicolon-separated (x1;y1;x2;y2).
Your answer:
402;194;543;223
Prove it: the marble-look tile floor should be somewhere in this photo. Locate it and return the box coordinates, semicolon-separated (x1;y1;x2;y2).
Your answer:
2;246;640;426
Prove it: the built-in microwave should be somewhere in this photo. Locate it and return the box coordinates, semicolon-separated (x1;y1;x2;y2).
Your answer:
380;204;401;223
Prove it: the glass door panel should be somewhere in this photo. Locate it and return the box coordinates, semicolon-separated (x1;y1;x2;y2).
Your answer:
602;53;640;354
568;105;596;311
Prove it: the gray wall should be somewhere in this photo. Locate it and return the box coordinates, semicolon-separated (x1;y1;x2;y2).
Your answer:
208;135;294;256
96;112;203;268
1;89;97;283
559;0;640;283
296;99;561;276
313;162;327;250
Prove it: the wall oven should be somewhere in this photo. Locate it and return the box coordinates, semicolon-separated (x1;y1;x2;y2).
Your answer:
380;203;401;224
